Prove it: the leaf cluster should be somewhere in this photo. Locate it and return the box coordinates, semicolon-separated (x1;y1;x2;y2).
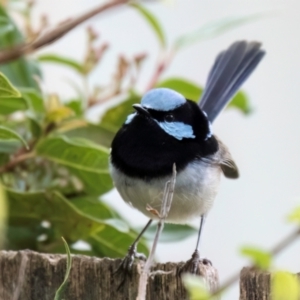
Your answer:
1;1;226;257
0;2;144;257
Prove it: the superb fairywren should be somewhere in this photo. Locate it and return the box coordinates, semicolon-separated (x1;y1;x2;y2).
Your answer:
110;41;265;274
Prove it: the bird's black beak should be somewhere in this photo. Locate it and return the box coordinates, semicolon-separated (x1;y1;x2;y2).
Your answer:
133;104;150;117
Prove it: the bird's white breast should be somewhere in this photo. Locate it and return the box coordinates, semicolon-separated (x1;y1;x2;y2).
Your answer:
110;161;221;224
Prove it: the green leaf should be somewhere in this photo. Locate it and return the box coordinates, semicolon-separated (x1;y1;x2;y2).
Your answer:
0;139;21;153
65;100;83;116
70;196;128;233
131;3;166;47
0;60;41;90
28;117;42;138
240;246;272;270
6;188;148;257
0;153;9;166
156;77;202;100
7;189;116;242
0;125;28;149
174;14;263;51
70;196;118;220
0;16;14;35
19;88;45;114
38;54;84;74
6;224;39;250
0;72;21;98
54;237;72;300
100;93;140;132
143;223;197;243
0;97;27;115
0;6;41;89
183;274;211;300
36;136;113;195
65;123;115;148
228;91;252;115
272;271;300;300
287;207;300;224
7;190;105;240
89;226;148;258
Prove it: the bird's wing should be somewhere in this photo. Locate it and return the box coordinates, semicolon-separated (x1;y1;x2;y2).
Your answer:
216;136;239;179
199;41;265;123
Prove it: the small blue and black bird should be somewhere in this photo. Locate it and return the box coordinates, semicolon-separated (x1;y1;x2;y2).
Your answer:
110;41;265;273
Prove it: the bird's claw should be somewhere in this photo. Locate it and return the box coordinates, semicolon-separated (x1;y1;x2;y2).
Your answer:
114;244;136;276
135;252;147;261
114;243;147;290
177;250;212;276
178;249;200;275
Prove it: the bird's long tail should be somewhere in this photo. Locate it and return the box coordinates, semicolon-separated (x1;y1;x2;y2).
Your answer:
199;41;265;123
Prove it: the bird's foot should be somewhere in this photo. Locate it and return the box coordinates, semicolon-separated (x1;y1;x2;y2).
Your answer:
177;250;212;276
114;243;147;290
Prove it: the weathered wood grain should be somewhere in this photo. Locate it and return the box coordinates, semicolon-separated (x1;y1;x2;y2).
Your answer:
0;250;219;300
240;267;300;300
240;267;272;300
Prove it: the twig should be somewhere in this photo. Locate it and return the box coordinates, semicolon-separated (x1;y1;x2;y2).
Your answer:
136;164;177;300
0;151;35;173
211;227;300;297
0;0;130;64
145;50;175;91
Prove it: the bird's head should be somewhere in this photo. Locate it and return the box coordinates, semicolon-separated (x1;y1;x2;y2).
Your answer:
125;88;212;141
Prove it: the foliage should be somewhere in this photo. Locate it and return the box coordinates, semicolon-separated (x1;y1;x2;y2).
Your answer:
272;271;300;300
54;238;72;300
131;3;166;48
240;246;272;270
182;274;213;300
237;207;300;298
173;14;264;51
143;223;197;242
0;5;41;89
287;206;300;224
0;1;254;260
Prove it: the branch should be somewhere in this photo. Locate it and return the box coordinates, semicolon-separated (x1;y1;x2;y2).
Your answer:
145;50;175;91
137;164;177;300
0;0;130;64
0;151;35;173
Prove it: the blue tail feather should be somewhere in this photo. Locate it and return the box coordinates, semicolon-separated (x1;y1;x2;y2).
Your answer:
199;41;265;123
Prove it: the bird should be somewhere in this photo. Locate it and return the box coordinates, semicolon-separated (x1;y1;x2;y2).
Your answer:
110;41;265;274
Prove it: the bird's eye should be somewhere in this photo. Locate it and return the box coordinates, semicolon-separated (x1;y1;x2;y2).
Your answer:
165;114;174;122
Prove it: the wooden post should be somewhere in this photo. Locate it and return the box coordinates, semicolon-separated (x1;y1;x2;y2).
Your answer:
0;250;219;300
240;267;272;300
240;267;300;300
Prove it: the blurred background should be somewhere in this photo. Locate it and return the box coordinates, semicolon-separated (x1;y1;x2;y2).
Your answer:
3;0;300;298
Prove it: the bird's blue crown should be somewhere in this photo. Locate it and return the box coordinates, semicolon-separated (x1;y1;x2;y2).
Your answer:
141;88;186;111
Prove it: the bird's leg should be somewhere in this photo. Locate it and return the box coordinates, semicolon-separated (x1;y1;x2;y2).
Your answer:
114;219;153;280
178;215;211;275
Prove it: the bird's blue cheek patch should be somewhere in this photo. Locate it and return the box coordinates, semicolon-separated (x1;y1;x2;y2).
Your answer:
155;121;195;140
125;112;137;125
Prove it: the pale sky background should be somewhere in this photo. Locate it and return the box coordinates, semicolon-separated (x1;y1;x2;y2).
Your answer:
30;0;300;298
